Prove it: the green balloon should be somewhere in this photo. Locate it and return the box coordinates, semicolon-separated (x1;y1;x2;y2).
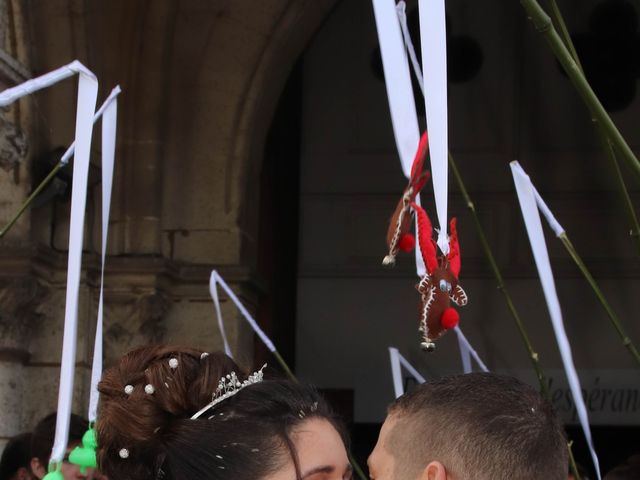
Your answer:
68;446;96;473
43;466;64;480
69;426;98;473
82;427;98;450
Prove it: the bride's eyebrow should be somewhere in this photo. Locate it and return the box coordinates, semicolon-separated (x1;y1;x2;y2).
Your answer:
301;465;335;478
301;464;353;479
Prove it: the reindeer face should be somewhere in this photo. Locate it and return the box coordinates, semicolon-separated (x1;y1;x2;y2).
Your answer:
432;265;457;294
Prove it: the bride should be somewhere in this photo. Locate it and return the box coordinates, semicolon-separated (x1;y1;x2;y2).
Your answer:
96;345;353;480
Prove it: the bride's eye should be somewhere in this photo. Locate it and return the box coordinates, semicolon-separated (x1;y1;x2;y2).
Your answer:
343;465;354;480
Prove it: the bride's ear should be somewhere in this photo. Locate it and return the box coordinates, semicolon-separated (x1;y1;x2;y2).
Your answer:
419;460;448;480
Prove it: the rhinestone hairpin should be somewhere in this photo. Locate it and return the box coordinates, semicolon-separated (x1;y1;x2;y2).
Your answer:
190;365;266;419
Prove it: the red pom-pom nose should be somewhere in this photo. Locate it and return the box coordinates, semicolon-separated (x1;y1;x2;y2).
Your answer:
398;233;416;252
440;307;459;330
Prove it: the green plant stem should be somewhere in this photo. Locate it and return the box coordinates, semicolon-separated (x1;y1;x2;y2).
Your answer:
600;132;640;255
558;233;640;366
448;153;549;398
269;349;367;480
567;440;581;480
350;455;367;480
271;349;297;383
546;0;582;70
545;0;640;255
543;0;640;365
519;0;640;182
0;162;63;239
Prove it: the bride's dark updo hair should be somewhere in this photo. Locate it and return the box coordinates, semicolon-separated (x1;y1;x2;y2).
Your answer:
96;345;346;480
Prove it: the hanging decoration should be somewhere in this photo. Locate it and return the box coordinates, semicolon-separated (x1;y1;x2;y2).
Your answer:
0;60;99;480
510;161;601;479
68;86;121;474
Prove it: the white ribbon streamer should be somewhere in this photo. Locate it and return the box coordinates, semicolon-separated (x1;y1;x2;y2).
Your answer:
418;0;449;255
52;68;98;465
510;161;601;479
209;272;233;357
372;0;425;275
396;1;425;96
454;326;488;373
1;61;102;465
0;60;95;106
60;86;121;166
371;0;420;177
210;271;276;354
389;347;426;398
88;87;121;423
533;192;565;238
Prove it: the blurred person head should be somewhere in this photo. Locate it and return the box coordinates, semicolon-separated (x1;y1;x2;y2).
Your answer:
0;433;36;480
30;413;92;480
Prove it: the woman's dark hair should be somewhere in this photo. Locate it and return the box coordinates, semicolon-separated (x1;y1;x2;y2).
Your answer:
31;412;87;466
0;432;32;479
96;345;347;480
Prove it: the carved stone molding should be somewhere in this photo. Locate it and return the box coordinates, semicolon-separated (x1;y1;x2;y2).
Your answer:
0;111;28;172
0;277;47;359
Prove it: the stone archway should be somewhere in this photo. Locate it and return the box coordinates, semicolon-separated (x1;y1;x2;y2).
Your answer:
0;0;338;441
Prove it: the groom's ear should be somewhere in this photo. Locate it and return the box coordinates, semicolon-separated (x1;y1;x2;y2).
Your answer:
419;460;448;480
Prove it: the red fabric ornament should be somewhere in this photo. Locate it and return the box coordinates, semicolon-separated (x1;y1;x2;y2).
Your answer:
383;131;430;266
440;307;459;330
381;129;469;352
398;233;415;252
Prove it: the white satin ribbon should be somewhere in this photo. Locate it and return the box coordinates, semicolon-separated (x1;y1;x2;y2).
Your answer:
373;0;426;275
372;0;421;177
209;271;233;357
396;2;424;96
389;347;426;398
0;61;100;465
418;0;449;255
0;60;94;106
87;86;121;423
510;161;601;479
454;326;488;373
210;271;276;355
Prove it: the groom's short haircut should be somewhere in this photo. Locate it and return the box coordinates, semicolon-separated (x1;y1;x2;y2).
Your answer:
387;373;568;480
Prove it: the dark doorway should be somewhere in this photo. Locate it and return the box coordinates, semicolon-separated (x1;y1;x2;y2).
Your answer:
256;61;304;372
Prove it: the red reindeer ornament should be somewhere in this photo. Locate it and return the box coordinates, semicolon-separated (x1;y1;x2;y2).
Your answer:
413;206;468;351
383;131;430;266
382;130;467;351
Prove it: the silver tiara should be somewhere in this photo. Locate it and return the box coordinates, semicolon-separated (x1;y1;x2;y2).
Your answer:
190;365;266;419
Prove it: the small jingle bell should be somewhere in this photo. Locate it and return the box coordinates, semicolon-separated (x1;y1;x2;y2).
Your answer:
420;341;436;352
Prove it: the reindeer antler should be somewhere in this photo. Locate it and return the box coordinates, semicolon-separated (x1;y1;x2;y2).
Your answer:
410;202;438;274
448;218;461;278
383;131;430;266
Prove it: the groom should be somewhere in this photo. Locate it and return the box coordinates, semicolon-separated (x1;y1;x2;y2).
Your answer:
368;373;568;480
